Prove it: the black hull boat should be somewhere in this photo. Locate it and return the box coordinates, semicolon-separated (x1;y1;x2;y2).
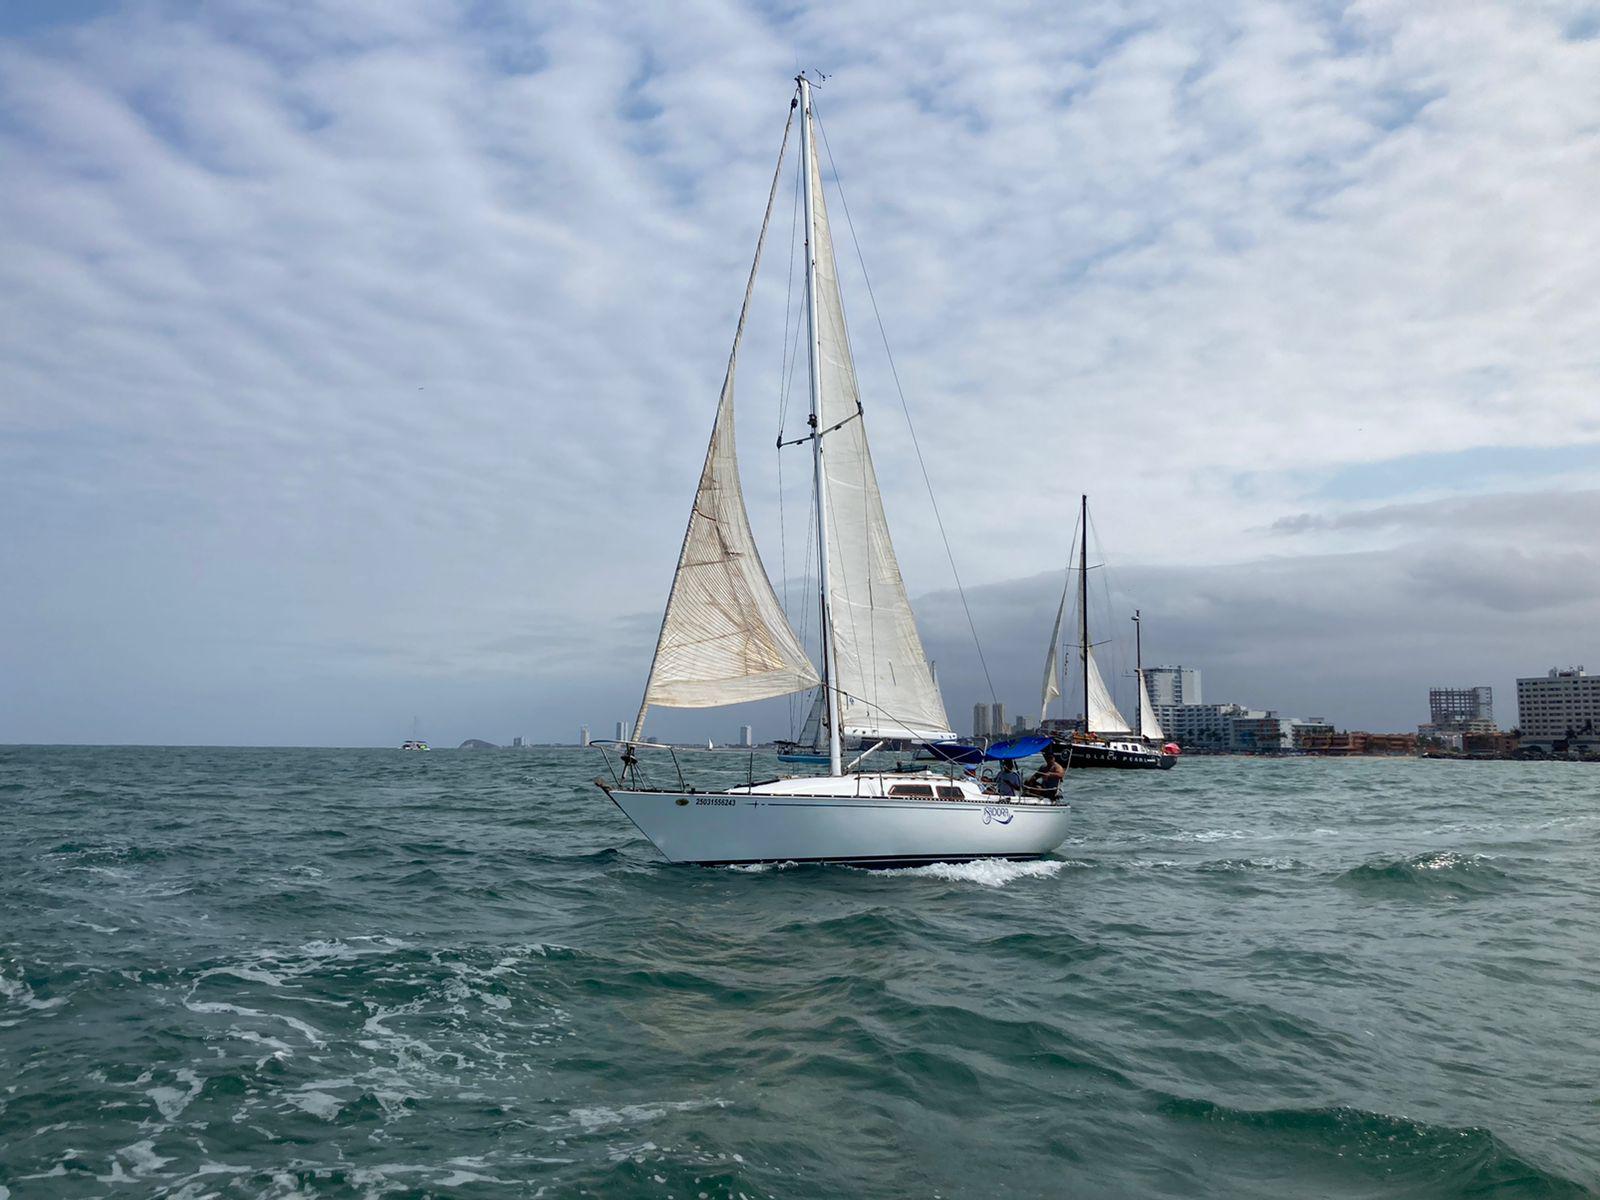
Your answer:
1054;737;1177;770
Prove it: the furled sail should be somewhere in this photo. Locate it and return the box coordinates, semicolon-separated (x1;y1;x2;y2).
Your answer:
1138;671;1165;741
632;112;818;740
805;128;952;742
1085;649;1131;734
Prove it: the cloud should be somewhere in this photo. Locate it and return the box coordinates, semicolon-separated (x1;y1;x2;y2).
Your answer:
1;0;1597;743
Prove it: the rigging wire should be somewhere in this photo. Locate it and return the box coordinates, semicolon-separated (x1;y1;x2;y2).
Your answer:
810;95;999;708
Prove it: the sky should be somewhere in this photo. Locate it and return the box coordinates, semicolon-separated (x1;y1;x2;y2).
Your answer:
2;0;1597;746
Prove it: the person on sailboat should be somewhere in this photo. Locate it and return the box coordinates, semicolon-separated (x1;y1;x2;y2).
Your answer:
994;760;1023;797
1024;747;1065;798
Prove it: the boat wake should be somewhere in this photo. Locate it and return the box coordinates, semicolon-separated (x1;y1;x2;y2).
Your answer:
866;858;1067;888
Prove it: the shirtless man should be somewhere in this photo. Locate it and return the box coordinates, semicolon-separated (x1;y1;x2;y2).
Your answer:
1024;746;1065;797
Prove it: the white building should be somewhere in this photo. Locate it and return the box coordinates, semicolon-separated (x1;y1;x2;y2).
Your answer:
972;703;990;740
578;727;589;747
1153;702;1242;748
1145;666;1201;707
1517;667;1599;748
614;720;626;742
990;702;1006;736
738;724;753;748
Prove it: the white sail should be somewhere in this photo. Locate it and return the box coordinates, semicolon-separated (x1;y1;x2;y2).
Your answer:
805;130;952;742
1040;574;1069;720
1138;670;1165;741
634;386;820;726
632;119;818;739
1086;648;1131;734
798;687;826;750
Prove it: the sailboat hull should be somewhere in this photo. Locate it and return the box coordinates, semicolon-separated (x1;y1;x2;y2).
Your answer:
1056;740;1176;770
604;789;1072;866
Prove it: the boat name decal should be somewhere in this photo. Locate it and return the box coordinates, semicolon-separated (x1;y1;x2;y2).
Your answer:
695;797;736;806
982;805;1013;825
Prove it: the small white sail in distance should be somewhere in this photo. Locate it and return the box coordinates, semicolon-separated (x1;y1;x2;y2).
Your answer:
1138;671;1165;741
1040;575;1068;722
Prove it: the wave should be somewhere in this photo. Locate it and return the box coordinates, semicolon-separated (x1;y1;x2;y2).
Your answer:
1158;1098;1590;1197
1337;851;1512;897
862;859;1066;888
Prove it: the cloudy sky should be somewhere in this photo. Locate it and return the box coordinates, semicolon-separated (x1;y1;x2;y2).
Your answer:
2;0;1596;746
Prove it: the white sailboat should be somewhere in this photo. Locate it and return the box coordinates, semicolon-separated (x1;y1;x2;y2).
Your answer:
1040;496;1176;770
774;689;833;765
598;76;1071;866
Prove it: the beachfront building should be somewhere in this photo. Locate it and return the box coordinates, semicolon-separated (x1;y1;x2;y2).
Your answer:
1429;686;1494;727
1517;668;1599;750
972;703;990;740
1144;666;1201;707
1153;702;1243;748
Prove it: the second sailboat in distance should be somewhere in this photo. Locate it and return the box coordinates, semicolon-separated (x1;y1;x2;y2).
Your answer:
597;75;1072;866
1040;496;1179;770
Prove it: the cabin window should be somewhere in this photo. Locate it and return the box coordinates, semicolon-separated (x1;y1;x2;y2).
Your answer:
937;786;965;800
889;784;935;798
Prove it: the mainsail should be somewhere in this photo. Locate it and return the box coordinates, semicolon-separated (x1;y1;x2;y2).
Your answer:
805;129;952;742
631;113;818;740
1138;671;1165;741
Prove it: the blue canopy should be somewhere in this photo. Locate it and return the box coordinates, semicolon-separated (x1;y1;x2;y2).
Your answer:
923;736;1051;765
984;736;1052;762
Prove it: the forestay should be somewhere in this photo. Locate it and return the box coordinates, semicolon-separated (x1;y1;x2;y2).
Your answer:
631;112;819;740
805;130;952;742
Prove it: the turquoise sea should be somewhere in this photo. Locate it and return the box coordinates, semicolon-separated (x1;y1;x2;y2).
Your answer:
1;746;1597;1198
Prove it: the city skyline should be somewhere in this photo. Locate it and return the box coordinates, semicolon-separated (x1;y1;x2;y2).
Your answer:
2;4;1596;747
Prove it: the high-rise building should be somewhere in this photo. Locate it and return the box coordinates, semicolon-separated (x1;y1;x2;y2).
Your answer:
738;724;753;748
1429;686;1493;726
972;703;990;740
1012;715;1030;735
1517;668;1599;747
1145;666;1201;707
990;702;1006;736
514;736;526;748
576;729;587;747
614;720;626;742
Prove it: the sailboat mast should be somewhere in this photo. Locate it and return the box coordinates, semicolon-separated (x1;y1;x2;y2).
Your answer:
1079;494;1089;735
1132;609;1142;738
798;74;843;776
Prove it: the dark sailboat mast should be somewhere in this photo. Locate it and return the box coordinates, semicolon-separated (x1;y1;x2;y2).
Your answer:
1132;609;1143;739
1079;494;1089;733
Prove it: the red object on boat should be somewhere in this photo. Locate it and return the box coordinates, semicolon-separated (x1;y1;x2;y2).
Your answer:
1163;742;1181;756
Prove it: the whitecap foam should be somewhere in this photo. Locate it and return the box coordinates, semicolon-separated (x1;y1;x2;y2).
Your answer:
723;861;799;873
873;859;1066;887
286;1091;343;1121
0;969;66;1011
197;965;286;988
147;1068;203;1121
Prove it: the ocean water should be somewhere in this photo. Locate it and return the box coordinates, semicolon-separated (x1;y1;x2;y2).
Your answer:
2;747;1597;1199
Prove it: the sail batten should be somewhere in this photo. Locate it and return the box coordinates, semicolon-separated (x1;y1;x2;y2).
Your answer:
804;123;952;742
